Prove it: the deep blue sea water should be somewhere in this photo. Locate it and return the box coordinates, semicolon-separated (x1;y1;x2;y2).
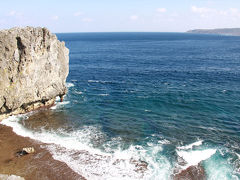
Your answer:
3;33;240;179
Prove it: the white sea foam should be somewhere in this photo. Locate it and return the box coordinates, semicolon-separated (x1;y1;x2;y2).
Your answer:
55;96;60;101
204;150;239;180
50;101;70;110
88;80;113;84
3;115;237;179
1;115;36;138
1;115;172;180
1;116;106;155
66;82;75;88
176;141;240;179
50;95;70;110
222;90;227;93
47;135;172;179
176;140;216;171
98;94;109;96
158;139;171;145
88;80;100;83
177;140;203;150
46;143;171;180
177;149;216;169
75;91;83;95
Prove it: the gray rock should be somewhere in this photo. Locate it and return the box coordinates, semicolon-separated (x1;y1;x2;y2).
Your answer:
0;27;69;120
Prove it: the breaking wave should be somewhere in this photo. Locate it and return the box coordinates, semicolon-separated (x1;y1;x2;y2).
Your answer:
1;116;239;180
1;115;172;179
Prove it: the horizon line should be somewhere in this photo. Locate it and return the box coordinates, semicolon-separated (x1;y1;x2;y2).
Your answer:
55;31;186;33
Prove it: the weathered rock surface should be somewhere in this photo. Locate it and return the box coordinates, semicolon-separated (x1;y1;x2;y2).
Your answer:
173;164;206;180
0;27;69;120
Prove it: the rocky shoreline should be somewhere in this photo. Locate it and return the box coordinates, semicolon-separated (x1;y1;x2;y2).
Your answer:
0;124;85;180
0;27;80;180
0;119;208;180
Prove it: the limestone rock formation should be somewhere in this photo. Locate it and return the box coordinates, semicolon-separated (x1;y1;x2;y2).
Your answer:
0;27;69;120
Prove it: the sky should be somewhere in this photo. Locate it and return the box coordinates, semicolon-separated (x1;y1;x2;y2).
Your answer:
0;0;240;33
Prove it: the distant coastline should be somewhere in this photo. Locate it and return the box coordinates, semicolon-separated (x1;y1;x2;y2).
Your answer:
187;28;240;36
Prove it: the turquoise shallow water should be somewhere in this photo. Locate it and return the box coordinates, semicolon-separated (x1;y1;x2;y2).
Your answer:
2;33;240;179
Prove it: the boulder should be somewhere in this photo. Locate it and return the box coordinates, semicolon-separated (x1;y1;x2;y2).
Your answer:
16;147;35;157
0;27;69;120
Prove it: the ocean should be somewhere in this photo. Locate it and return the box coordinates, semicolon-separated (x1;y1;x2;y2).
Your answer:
2;32;240;179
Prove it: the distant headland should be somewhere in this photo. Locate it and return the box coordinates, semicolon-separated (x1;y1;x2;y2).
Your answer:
187;28;240;36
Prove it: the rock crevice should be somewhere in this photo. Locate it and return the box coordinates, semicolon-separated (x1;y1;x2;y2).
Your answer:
0;27;69;120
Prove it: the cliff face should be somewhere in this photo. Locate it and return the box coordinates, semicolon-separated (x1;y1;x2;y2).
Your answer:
0;27;69;120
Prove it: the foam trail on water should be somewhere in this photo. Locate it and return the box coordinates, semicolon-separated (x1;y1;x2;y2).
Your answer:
98;94;109;96
87;80;113;84
88;80;99;83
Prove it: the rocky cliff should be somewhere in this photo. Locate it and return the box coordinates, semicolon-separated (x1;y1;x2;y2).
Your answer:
0;27;69;120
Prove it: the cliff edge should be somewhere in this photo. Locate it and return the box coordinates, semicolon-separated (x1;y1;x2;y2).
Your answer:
0;27;69;120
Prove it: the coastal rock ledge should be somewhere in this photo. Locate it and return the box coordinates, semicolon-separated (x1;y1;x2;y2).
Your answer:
0;27;69;120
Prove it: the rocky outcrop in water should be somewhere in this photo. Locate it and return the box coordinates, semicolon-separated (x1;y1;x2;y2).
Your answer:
173;164;206;180
0;27;69;120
